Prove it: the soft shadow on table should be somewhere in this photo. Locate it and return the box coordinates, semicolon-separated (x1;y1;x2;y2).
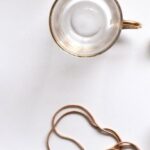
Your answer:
143;131;150;150
114;34;132;51
116;34;130;45
101;34;132;62
144;42;150;60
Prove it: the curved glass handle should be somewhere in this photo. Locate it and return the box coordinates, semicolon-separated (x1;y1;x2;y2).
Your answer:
122;20;142;29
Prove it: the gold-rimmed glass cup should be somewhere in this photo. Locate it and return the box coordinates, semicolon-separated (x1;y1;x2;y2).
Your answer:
49;0;141;57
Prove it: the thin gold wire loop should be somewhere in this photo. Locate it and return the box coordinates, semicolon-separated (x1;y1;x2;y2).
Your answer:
46;105;101;150
51;105;98;128
46;105;122;150
47;111;95;150
51;105;121;139
108;141;140;150
46;105;139;150
50;111;121;146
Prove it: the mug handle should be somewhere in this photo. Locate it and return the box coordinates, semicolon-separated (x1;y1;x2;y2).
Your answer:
122;20;142;29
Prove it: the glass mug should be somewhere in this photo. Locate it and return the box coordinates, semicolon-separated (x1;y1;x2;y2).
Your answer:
49;0;141;57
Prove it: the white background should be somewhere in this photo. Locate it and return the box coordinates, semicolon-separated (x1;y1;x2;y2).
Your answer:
0;0;150;150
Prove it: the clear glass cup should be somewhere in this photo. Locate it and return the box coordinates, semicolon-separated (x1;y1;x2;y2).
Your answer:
50;0;141;57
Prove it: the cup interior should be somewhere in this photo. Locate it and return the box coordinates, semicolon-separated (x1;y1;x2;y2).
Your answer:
50;0;123;57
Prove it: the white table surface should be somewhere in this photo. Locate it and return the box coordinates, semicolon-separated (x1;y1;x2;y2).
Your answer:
0;0;150;149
